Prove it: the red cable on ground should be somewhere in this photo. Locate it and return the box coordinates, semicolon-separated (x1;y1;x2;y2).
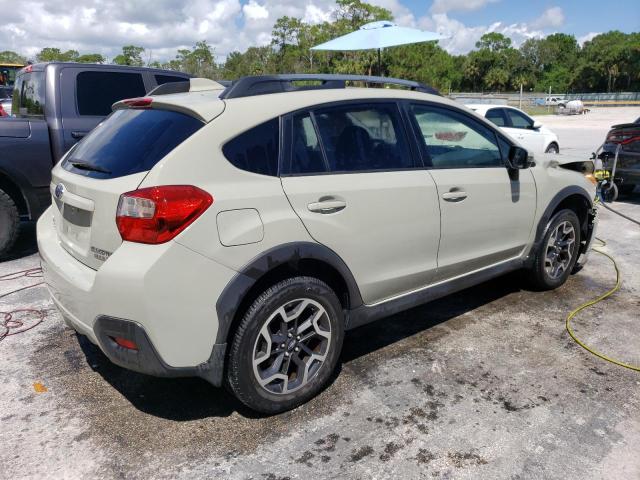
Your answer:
0;267;50;342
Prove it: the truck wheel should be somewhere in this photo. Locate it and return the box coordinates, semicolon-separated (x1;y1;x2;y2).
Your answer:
545;143;559;154
526;209;581;291
0;188;20;259
227;276;344;414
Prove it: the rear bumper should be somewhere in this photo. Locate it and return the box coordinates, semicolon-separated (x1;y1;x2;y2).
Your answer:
37;207;236;385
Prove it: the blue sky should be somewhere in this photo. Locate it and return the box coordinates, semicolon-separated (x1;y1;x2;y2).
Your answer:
1;0;638;61
402;0;640;37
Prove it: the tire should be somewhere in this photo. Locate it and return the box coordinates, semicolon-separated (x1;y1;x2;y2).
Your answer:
545;143;559;154
526;209;581;291
0;188;20;259
227;276;344;414
601;182;618;203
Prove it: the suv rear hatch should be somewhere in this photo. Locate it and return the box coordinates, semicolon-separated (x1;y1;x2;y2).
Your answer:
51;106;207;270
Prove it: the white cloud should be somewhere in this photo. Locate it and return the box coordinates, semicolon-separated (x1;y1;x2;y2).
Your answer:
578;31;600;45
0;0;582;63
430;0;499;15
242;0;268;21
530;6;564;29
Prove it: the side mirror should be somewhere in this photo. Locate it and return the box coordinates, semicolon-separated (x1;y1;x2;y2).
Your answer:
532;121;542;129
508;145;532;169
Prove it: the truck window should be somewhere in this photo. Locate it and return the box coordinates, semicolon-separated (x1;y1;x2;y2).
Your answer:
155;74;188;85
12;72;45;118
76;71;146;116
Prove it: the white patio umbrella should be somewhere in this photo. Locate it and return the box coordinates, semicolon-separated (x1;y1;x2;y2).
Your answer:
311;20;447;75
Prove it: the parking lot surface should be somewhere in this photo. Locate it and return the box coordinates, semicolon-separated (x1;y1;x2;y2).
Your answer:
1;108;640;480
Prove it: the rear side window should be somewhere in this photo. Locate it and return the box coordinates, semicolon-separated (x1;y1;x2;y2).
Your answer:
223;119;279;176
485;108;508;127
12;72;45;118
155;74;188;85
62;109;203;179
76;71;146;116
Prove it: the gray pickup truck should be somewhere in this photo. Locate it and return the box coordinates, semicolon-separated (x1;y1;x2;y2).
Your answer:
0;62;190;257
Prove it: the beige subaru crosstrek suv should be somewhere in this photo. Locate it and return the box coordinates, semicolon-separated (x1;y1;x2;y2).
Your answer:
37;75;598;414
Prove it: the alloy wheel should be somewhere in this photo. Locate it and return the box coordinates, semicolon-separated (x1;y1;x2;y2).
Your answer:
544;221;576;279
252;298;332;394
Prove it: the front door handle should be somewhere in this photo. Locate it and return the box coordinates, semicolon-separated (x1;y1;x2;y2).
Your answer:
307;199;346;214
442;190;467;202
71;131;87;139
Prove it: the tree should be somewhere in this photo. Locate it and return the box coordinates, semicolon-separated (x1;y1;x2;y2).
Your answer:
36;48;79;62
475;32;511;52
112;45;145;66
77;53;106;64
0;51;27;64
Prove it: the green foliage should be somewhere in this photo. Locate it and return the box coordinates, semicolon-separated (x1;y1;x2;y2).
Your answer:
113;45;145;66
14;1;640;93
0;51;26;64
36;48;80;62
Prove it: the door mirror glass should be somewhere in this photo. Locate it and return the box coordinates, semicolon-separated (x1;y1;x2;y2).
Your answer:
508;145;532;169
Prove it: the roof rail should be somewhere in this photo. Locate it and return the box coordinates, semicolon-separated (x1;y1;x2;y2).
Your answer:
219;74;440;100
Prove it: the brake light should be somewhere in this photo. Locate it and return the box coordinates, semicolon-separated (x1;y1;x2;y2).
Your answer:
606;129;640;145
0;104;6;117
116;185;213;244
122;97;153;108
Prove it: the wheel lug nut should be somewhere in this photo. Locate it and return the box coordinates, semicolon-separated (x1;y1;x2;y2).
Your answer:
288;333;293;338
285;352;289;357
280;343;285;348
294;347;300;352
296;335;301;340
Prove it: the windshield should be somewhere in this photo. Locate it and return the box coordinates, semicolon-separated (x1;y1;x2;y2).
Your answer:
62;108;204;179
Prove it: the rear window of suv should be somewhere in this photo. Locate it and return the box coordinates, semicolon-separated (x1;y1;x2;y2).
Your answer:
62;108;203;179
77;71;146;116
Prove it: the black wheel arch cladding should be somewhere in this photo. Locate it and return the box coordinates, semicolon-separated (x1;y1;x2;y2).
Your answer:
525;185;594;266
214;241;363;345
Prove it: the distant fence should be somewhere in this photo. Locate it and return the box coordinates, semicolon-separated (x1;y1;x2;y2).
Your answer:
449;92;640;107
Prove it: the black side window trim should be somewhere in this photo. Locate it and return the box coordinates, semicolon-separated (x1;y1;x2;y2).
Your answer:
281;99;423;177
407;101;510;169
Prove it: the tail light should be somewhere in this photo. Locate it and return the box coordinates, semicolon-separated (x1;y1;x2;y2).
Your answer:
606;128;640;145
116;185;213;244
122;97;153;108
0;104;7;117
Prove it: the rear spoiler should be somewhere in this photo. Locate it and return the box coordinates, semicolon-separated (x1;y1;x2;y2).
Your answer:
147;78;229;96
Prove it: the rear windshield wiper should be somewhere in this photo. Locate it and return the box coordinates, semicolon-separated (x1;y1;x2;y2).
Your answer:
70;161;112;174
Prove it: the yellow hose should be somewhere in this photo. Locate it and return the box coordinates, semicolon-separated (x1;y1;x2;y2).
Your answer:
566;238;640;372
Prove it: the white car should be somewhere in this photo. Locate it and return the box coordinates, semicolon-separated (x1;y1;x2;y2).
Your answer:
467;104;560;154
38;75;597;413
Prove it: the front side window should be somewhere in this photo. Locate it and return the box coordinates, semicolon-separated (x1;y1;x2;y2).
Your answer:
311;103;414;172
411;104;503;168
76;71;146;116
223;119;279;176
62;108;203;179
12;72;45;118
506;109;533;129
485;108;508;127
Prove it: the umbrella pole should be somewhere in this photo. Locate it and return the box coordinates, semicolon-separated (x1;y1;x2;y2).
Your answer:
377;48;381;76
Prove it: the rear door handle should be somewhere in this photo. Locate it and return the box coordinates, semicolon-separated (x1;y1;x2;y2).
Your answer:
442;190;467;202
71;131;87;139
307;199;346;214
